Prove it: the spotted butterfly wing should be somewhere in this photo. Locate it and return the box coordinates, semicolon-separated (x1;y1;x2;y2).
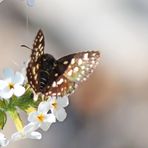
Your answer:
26;30;100;98
27;30;45;93
44;51;100;96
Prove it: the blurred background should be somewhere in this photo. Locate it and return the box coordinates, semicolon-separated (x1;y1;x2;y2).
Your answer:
0;0;148;148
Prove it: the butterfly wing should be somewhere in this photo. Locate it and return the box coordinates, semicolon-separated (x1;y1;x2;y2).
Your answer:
62;51;100;82
27;30;45;93
32;29;45;60
44;75;77;97
44;51;100;97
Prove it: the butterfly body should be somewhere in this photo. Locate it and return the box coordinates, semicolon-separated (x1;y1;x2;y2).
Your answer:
38;54;56;91
26;30;100;98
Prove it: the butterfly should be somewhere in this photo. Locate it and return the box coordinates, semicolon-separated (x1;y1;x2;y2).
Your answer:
26;30;100;99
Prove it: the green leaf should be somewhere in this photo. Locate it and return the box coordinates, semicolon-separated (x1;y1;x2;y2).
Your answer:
10;89;40;111
0;100;6;110
0;110;7;129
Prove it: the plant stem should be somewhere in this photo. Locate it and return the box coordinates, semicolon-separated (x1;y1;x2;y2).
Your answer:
8;109;24;132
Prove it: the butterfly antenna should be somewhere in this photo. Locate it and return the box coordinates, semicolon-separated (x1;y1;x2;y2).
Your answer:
21;45;32;50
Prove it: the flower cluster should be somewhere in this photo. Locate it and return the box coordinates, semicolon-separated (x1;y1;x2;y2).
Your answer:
0;68;70;147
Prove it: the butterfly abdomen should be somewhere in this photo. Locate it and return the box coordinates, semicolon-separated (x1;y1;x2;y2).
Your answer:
38;54;57;91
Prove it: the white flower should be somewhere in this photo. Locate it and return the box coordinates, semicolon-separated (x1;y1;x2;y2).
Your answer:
0;68;25;99
11;122;41;141
21;60;29;81
28;101;56;131
26;0;35;7
48;96;69;122
0;133;9;147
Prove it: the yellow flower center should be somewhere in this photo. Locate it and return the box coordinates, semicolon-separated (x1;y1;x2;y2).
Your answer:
37;114;45;122
52;101;58;109
8;83;14;89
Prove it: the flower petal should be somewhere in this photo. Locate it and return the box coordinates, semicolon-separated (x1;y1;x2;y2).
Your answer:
27;132;42;140
57;96;69;107
13;84;25;97
24;122;39;134
0;80;7;90
13;72;25;85
54;107;67;122
40;122;52;131
3;68;14;80
0;133;9;146
11;132;23;141
45;114;56;123
0;138;9;146
27;0;35;7
48;98;59;110
28;112;38;122
0;133;4;139
0;87;13;99
38;101;50;113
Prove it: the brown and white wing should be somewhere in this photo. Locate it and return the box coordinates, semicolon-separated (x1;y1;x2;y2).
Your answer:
44;51;100;97
27;30;45;93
